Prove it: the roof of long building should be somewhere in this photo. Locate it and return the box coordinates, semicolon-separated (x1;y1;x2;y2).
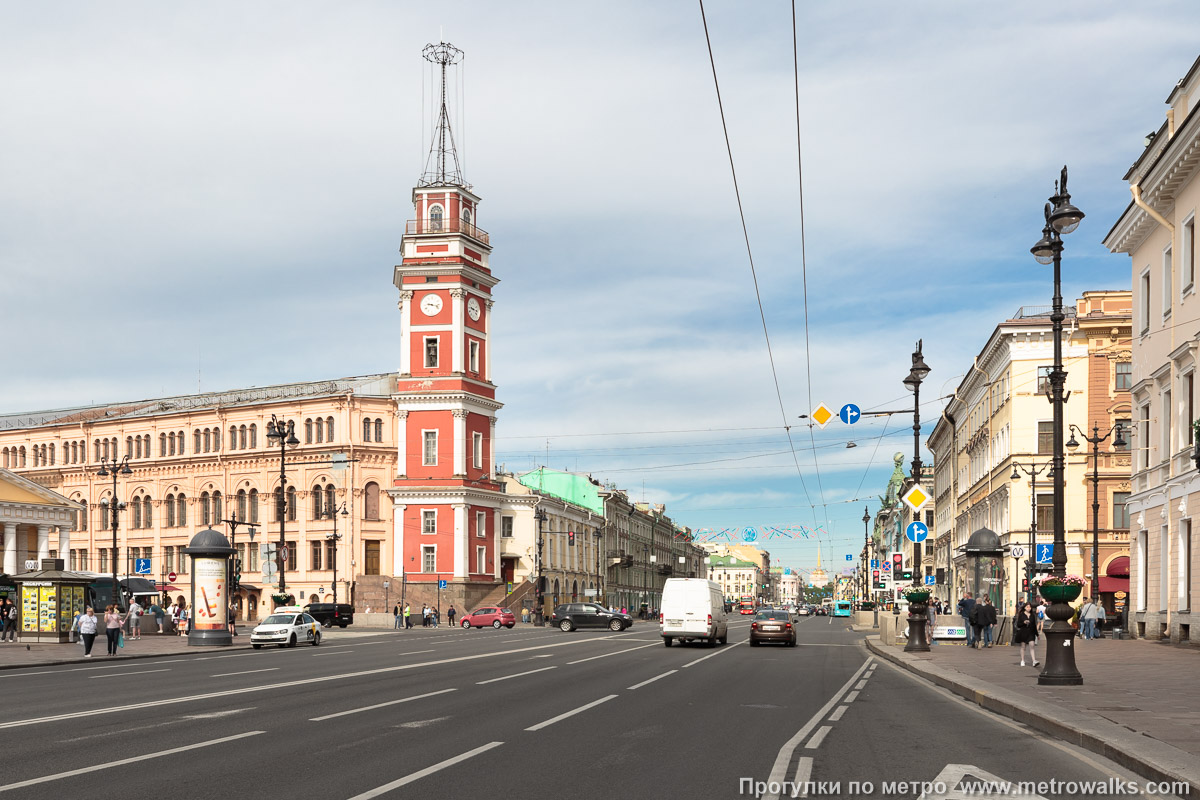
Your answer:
0;373;398;432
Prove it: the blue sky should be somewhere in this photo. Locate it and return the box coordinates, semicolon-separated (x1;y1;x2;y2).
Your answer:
3;2;1199;574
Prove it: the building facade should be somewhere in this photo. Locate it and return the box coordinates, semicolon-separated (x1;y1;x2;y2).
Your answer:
1103;54;1200;644
928;294;1131;616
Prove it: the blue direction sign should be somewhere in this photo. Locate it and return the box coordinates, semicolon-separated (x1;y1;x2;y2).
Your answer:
871;559;879;569
438;579;448;589
924;575;936;586
845;554;853;561
839;403;861;425
134;558;151;576
1036;544;1054;565
905;521;929;543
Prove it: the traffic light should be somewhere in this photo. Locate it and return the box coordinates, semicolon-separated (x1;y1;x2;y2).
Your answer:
892;553;903;571
232;558;242;591
899;570;913;581
568;531;575;547
1022;578;1030;593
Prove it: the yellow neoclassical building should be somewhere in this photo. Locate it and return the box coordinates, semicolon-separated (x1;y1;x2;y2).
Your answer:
0;374;399;619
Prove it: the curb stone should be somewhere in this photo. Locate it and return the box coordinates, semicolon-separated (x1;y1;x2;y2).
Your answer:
865;636;1200;795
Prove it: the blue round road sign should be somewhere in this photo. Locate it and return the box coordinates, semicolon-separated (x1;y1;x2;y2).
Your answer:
905;521;929;543
839;404;861;425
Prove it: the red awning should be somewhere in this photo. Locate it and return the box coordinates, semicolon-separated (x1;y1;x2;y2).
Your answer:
1098;576;1129;593
1106;555;1129;577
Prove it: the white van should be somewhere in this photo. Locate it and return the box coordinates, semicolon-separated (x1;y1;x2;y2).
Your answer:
660;578;728;647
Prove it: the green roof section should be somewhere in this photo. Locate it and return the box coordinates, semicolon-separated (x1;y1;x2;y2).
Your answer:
517;468;605;515
708;555;757;569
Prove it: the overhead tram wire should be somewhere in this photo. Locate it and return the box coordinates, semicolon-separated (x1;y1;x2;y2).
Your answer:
698;0;817;516
790;0;829;526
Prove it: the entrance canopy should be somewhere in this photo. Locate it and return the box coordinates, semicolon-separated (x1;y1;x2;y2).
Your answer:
1098;555;1129;593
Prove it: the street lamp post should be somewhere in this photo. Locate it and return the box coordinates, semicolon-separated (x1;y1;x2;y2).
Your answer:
219;512;256;632
862;506;871;608
902;340;932;654
1030;164;1086;686
534;507;546;625
97;455;132;610
1011;461;1053;605
1067;422;1125;601
265;415;299;605
326;501;348;604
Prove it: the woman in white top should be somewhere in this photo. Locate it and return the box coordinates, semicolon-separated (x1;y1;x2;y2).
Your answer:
76;607;99;657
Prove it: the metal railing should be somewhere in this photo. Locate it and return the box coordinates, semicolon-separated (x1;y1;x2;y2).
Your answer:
406;218;490;246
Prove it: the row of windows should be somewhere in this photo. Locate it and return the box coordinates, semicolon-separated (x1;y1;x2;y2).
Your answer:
415;543;489;575
421;337;482;373
3;415;391;472
419;431;485;469
1138;215;1197;335
78;483;383;530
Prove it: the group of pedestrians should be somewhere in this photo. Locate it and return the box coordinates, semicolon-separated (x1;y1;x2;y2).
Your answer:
0;598;18;642
956;592;1000;648
391;602;455;628
955;592;1108;668
1078;597;1107;639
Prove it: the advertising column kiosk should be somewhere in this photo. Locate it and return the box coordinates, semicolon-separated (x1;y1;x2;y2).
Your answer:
184;528;235;647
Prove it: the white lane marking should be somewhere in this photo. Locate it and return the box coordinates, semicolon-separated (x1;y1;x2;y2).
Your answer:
844;690;860;703
89;669;170;679
182;708;253;720
627;670;677;690
346;741;504;799
828;705;848;722
854;679;868;690
210;668;279;678
793;757;813;798
761;657;873;800
309;688;457;722
681;641;744;668
399;650;435;655
476;667;556;685
0;635;621;731
566;642;661;664
0;730;263;793
805;726;832;749
525;694;618;731
312;650;352;656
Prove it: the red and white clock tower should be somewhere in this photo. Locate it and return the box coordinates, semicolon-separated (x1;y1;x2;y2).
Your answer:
389;42;504;607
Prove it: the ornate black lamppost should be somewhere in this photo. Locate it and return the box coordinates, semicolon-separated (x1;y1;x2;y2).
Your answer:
862;506;871;606
219;512;256;631
265;415;299;604
902;341;932;653
1030;164;1086;686
326;501;348;604
97;455;132;610
1067;423;1125;600
1011;461;1053;605
534;507;546;625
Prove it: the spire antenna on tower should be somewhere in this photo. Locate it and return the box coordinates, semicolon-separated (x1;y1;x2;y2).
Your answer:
419;41;468;189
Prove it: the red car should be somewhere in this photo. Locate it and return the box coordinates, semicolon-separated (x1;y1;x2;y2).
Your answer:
460;606;516;629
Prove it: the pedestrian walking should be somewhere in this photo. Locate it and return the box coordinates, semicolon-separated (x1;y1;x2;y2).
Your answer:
104;604;123;655
978;597;998;647
3;599;17;642
432;607;440;628
0;599;13;642
521;605;531;624
403;603;412;629
78;606;99;657
925;598;937;645
176;603;189;636
229;603;238;636
968;601;983;648
1079;597;1099;640
447;605;456;626
393;604;401;629
150;601;164;634
125;598;143;640
957;593;977;648
1095;602;1107;638
1013;601;1039;667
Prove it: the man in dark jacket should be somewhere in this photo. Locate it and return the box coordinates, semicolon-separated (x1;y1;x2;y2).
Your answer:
957;593;977;648
978;598;998;647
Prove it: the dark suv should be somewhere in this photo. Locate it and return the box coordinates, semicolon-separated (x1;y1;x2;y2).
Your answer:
304;603;354;628
551;603;633;632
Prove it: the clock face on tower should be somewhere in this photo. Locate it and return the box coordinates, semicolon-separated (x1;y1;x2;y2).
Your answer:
467;297;481;321
420;293;443;316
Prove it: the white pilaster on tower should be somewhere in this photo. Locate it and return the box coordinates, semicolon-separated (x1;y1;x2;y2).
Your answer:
453;503;468;577
396;410;409;478
398;292;413;375
392;503;407;577
450;289;465;372
452;410;467;476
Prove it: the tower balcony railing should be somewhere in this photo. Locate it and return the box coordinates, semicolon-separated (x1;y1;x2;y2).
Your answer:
405;218;490;246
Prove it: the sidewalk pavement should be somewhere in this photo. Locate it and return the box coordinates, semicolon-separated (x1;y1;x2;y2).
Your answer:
866;634;1200;794
0;629;254;670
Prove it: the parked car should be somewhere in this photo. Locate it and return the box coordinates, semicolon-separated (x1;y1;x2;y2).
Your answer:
750;609;796;647
251;610;322;648
304;602;354;628
660;578;728;647
551;603;633;632
460;606;516;629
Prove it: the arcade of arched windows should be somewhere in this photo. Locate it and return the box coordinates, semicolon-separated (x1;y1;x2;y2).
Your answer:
362;417;384;443
305;417;336;445
311;482;337;520
227;424;258;451
194;428;222;454
199;490;224;526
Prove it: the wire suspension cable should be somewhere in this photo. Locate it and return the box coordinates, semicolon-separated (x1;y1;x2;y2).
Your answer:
698;0;815;512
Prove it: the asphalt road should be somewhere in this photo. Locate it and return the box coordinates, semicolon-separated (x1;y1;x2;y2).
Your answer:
0;616;1172;799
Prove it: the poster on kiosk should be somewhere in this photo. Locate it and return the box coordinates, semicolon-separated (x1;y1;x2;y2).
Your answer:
184;528;235;646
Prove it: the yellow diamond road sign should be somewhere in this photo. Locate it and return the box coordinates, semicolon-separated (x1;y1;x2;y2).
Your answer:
811;403;834;428
902;484;930;514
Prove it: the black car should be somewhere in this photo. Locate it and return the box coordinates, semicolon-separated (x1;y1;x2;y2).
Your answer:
304;603;354;628
551;603;633;632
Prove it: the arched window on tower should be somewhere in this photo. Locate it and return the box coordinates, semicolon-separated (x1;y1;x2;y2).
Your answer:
462;207;472;230
49;443;55;465
160;434;166;457
239;425;247;450
178;430;185;454
375;418;383;442
429;204;444;231
249;424;257;448
127;436;134;458
364;482;380;520
326;417;334;442
214;429;221;451
194;430;202;453
305;419;313;444
315;418;323;444
229;426;238;449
